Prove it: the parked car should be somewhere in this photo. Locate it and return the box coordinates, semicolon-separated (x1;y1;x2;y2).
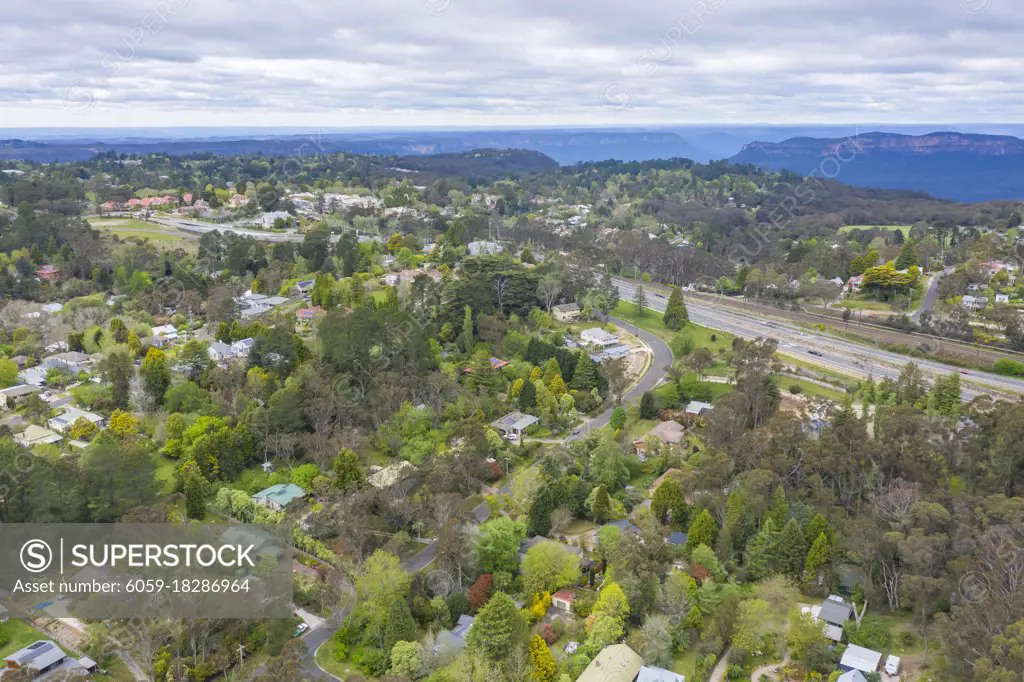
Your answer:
294;623;309;637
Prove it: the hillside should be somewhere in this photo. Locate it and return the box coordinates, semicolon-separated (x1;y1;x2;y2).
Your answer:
731;131;1024;202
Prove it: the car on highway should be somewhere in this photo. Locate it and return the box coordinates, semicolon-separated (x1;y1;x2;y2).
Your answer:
808;350;823;357
959;369;970;375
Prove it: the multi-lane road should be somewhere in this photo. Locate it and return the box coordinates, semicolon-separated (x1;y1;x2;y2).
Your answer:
148;215;305;242
613;278;1024;401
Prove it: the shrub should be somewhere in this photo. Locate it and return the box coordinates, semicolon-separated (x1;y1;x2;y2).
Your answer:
789;384;803;395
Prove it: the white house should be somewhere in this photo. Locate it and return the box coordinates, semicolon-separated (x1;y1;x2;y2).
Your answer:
48;406;105;434
580;327;619;348
552;302;581;322
151;324;179;342
467;241;503;256
962;295;989;311
995;293;1010;304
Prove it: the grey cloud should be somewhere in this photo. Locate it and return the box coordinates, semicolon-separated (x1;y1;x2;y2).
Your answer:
0;0;1020;126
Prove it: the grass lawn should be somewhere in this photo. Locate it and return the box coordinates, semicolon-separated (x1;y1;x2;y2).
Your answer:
671;647;699;678
839;224;912;237
780;355;861;387
0;620;48;658
780;377;849;402
314;640;365;681
151;453;178;495
837;297;896;311
563;519;598;534
88;217;197;251
612;301;735;354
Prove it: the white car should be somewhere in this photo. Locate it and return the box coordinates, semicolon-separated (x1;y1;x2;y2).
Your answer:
504;432;519;441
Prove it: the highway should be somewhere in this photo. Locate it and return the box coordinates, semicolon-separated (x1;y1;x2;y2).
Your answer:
613;278;1024;401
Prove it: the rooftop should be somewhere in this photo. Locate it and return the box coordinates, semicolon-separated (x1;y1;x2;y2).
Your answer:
252;483;306;508
490;411;540;432
840;643;882;673
577;644;643;682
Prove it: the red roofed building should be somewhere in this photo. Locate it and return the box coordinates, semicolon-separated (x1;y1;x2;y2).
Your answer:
100;200;121;211
296;306;325;321
552;589;576;612
183;193;194;205
37;265;59;281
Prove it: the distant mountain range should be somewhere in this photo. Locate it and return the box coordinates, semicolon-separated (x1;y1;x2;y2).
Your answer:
0;130;704;166
4;127;1024;202
730;131;1024;202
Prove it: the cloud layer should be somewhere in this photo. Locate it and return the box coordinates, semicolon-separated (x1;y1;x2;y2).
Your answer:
0;0;1019;127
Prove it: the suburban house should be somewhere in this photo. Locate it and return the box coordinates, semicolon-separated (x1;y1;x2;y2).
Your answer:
846;275;864;292
577;644;643;682
810;596;854;641
47;406;105;434
685;401;714;417
252;483;306;511
208;338;255;366
4;640;67;676
489;357;510;370
237;292;290;319
42;351;95;375
490;411;540;439
15;425;63;448
633;420;686;457
295;307;325;328
367;461;420;494
37;265;59;281
551;589;576;613
637;665;686;682
467;240;503;256
552;302;581;322
18;366;47;386
151;324;179;343
434;613;475;653
839;643;882;675
294;279;316;295
665;531;688;547
836;671;868;682
962;295;989;311
580;327;619;348
595;345;631;363
996;293;1010;304
0;384;41;410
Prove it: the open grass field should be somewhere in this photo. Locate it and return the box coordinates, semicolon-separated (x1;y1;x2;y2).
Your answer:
839;224;912;237
87;217;198;251
612;301;735;353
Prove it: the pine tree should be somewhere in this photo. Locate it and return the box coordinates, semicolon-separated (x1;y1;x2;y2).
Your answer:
382;598;417;651
529;485;554;536
588;485;611;522
651;478;687;526
459;305;475;353
570;353;599;391
609;406;626;431
744;518;779;580
181;459;207;520
109;317;128;344
518;379;537;410
548;374;567;398
333;449;364;491
895;239;919;270
804;513;830;547
467;592;528;660
766;485;789;527
663;286;689;330
686;509;718;552
776;518;808;582
634;284;647;314
140;346;171;405
803;531;831;587
639;391;657;419
528;633;556;682
541;357;562;384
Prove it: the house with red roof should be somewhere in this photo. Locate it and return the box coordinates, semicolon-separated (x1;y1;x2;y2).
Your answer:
37;265;59;281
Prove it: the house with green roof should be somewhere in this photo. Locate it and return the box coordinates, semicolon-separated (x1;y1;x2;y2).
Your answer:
252;483;306;511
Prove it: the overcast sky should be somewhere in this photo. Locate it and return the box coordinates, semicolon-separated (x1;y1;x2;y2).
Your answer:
0;0;1018;128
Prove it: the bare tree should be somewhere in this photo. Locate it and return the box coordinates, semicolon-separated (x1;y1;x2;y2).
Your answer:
537;274;563;313
492;275;510;316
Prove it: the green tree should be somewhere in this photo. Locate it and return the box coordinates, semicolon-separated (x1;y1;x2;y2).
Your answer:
651;478;688;527
388;641;423;679
101;347;133;408
466;592;527;660
459;305;474;353
609;406;626;431
332;449;364;491
528;484;555;537
475;517;526;575
528;633;556;682
140;346;171;405
686;509;718;552
663;286;689;330
591;581;630;625
570;352;599;391
586;484;612;522
931;372;961;416
745;518;779;580
733;598;774;654
519;378;538;410
311;272;336;308
895;239;919;270
541;357;562;384
109;317;128;344
0;358;18;388
804;532;832;587
180;459;208;520
176;339;210;382
776;518;809;581
639;391;657;419
521;541;581;596
634;284;647;314
691;544;726;582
